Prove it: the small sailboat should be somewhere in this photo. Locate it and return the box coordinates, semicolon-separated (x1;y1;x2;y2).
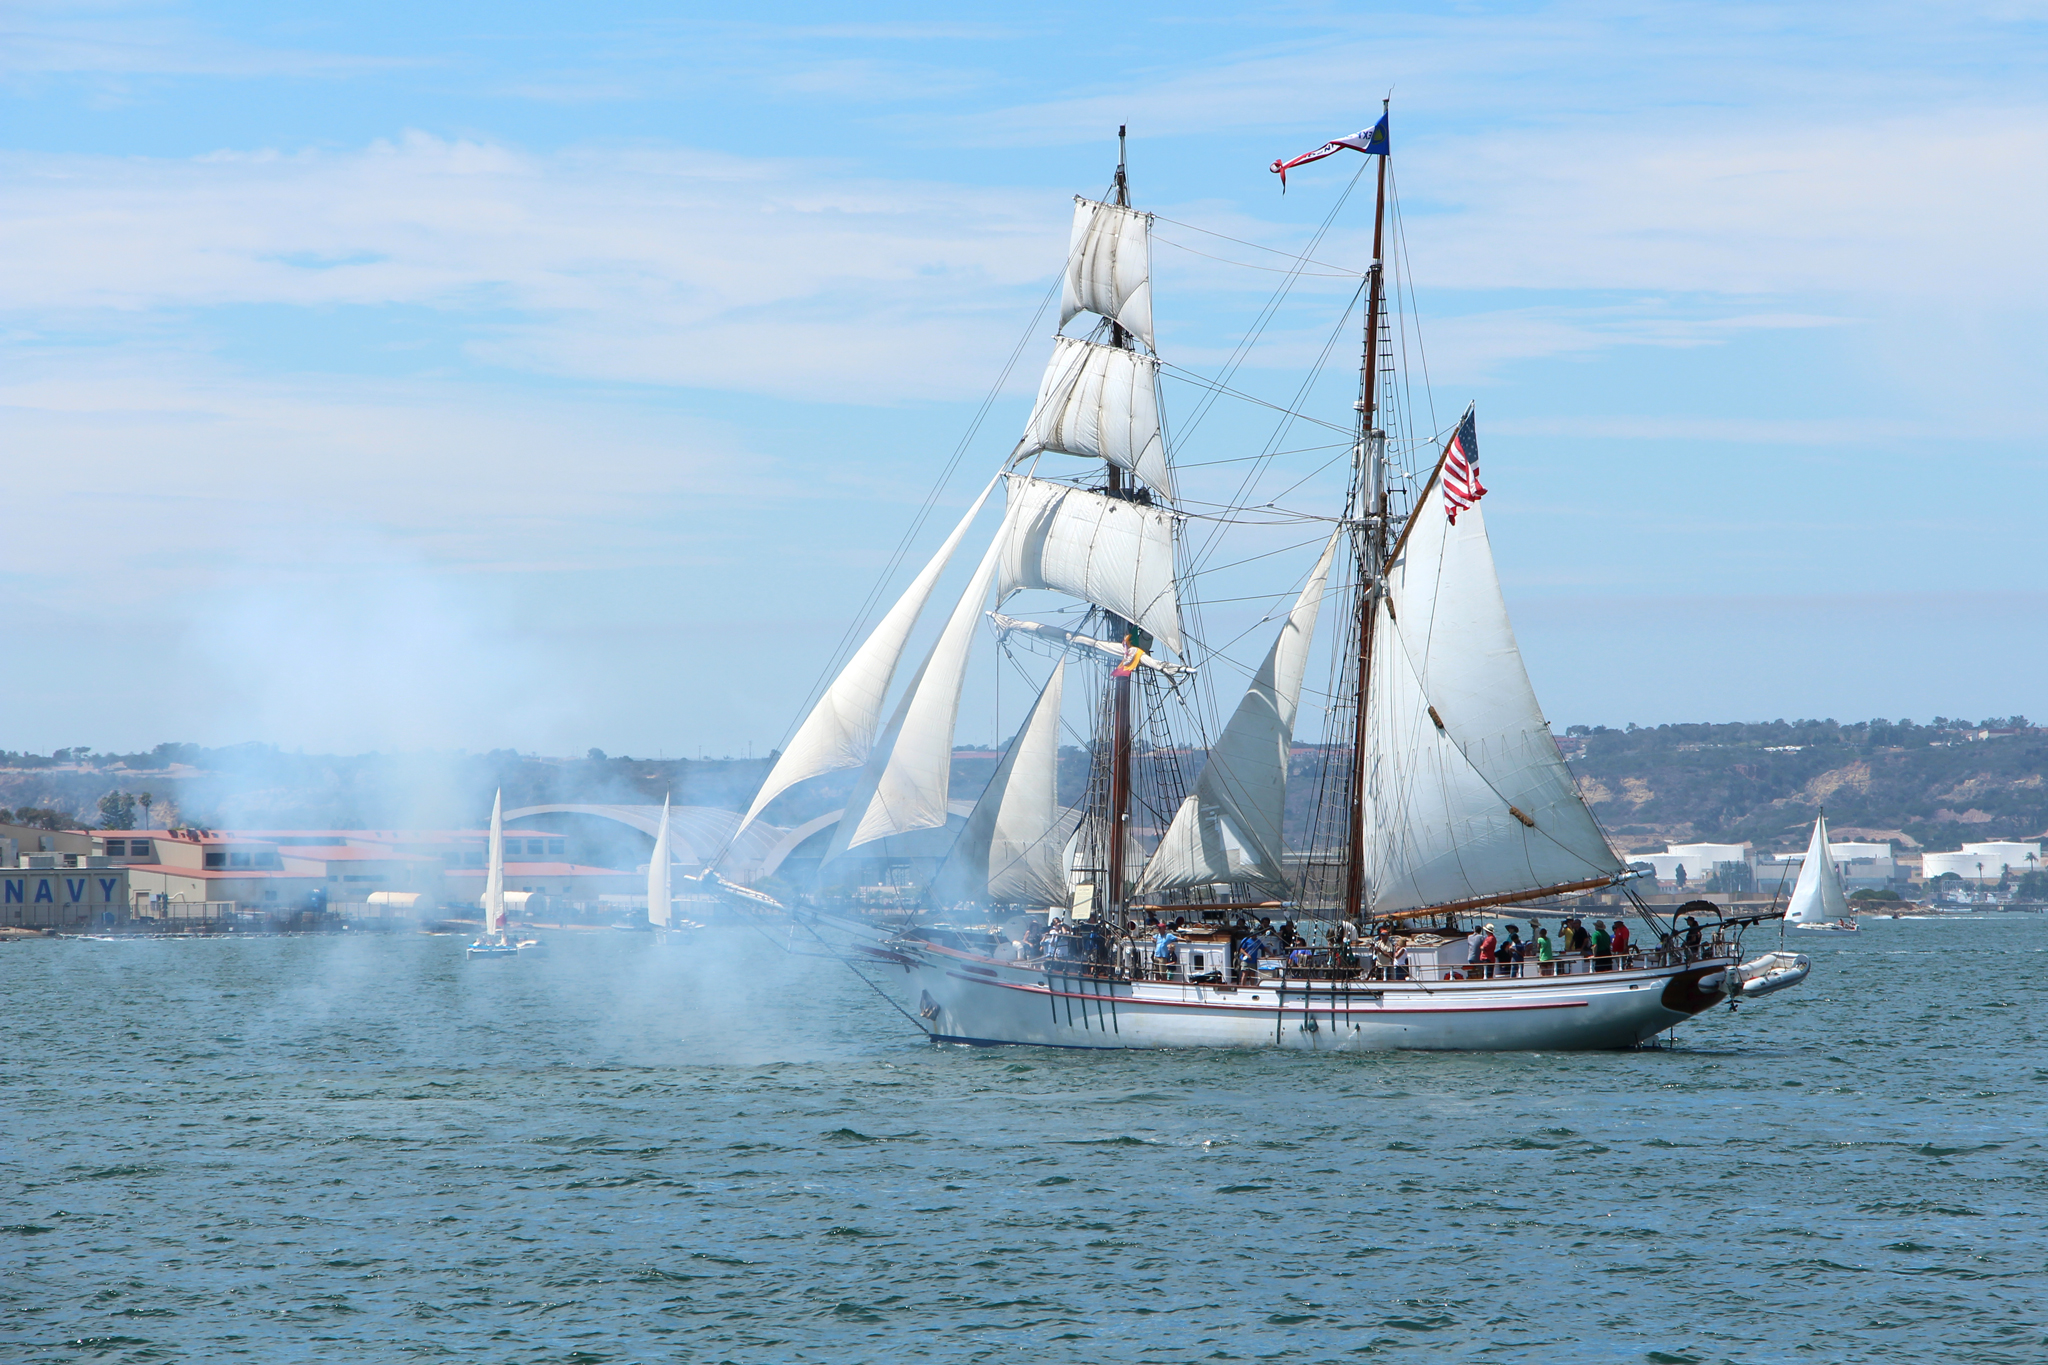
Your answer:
646;794;683;937
1785;814;1859;933
467;790;542;958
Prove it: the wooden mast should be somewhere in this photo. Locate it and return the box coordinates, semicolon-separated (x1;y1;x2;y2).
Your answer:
1342;101;1390;922
1103;124;1136;925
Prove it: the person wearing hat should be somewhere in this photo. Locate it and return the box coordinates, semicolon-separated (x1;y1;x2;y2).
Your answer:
1476;922;1498;979
1501;923;1525;978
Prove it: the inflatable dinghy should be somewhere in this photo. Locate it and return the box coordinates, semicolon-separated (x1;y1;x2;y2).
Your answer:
1734;950;1810;998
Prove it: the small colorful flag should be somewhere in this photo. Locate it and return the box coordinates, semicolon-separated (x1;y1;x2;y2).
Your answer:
1441;403;1485;524
1113;645;1147;678
1270;114;1389;190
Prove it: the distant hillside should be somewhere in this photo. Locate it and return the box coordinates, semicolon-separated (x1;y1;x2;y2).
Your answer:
1555;718;2046;853
0;743;787;834
5;715;2041;861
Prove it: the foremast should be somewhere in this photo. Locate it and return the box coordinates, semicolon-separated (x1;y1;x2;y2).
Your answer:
1101;124;1139;926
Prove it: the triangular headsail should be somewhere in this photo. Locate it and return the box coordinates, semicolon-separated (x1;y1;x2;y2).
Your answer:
1362;430;1625;915
738;475;1000;835
934;663;1075;908
1137;529;1339;896
829;524;1010;858
1784;814;1851;925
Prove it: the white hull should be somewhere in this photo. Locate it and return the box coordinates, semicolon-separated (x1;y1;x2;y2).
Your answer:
881;940;1736;1052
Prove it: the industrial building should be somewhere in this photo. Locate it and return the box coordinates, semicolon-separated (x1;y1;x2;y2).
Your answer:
1921;841;2041;885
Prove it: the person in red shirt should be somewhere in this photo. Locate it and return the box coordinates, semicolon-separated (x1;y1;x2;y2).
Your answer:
1477;923;1499;979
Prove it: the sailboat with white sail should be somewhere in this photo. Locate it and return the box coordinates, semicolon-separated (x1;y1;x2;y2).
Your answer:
726;111;1804;1049
467;790;544;958
1786;814;1860;933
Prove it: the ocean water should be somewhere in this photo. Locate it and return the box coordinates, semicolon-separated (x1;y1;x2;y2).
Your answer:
1;917;2041;1364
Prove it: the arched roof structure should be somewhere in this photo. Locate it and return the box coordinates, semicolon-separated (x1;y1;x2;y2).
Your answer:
503;804;788;882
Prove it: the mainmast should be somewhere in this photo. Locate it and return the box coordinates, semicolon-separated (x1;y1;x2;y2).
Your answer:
1342;99;1391;922
1103;123;1136;924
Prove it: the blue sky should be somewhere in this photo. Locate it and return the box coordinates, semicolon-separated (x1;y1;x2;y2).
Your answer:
3;0;2044;756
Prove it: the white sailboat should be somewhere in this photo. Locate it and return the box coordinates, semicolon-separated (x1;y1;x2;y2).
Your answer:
467;790;542;958
647;794;673;929
1786;814;1859;932
732;112;1802;1049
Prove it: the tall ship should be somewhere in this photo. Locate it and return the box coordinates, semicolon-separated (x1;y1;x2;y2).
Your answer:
723;110;1804;1049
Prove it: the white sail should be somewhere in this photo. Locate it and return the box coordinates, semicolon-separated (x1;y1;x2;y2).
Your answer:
1137;530;1338;895
483;789;506;937
998;475;1181;655
1020;337;1173;498
830;525;1009;856
647;795;672;928
1363;470;1624;915
1061;197;1153;350
739;475;1000;834
935;664;1073;908
1784;815;1852;925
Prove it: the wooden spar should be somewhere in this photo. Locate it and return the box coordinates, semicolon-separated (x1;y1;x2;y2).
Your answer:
1369;877;1622;922
1342;102;1391;922
1101;123;1136;923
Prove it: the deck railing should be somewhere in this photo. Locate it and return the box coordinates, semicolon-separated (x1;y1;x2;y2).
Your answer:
1029;935;1734;985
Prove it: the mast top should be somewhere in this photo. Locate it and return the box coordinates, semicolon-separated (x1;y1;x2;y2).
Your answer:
1114;125;1129;208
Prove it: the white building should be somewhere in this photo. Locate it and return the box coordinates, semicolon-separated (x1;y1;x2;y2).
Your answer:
1757;841;1897;891
1922;842;2041;884
1627;843;1750;890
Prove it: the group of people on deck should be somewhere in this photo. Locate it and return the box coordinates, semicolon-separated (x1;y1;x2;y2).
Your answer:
1021;910;1647;983
1433;916;1633;979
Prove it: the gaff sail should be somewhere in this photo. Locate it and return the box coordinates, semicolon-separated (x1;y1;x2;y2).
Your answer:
1362;448;1625;915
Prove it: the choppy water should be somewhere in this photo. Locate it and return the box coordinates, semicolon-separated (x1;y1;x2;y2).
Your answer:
1;917;2042;1364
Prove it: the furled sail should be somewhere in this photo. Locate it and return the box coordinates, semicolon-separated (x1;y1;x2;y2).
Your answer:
738;475;1000;834
1136;530;1338;895
998;475;1181;656
1783;815;1851;925
1061;197;1153;350
934;664;1075;908
989;613;1188;675
647;794;672;928
830;525;1009;857
483;789;506;936
1019;337;1173;498
1362;458;1625;915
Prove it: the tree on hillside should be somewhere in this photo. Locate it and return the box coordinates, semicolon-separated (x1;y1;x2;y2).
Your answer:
98;791;138;829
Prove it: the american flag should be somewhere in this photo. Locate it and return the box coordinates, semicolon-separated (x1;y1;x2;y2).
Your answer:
1441;404;1485;524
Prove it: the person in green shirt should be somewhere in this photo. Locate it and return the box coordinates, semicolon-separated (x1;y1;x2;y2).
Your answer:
1534;928;1554;976
1591;920;1613;971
